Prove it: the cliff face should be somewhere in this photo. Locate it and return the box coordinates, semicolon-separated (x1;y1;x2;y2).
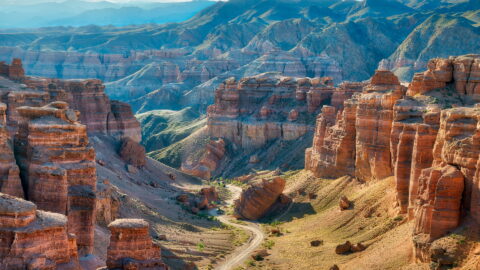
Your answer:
306;54;480;263
23;77;141;142
106;219;168;270
0;193;80;269
183;73;363;179
0;59;145;265
14;102;97;255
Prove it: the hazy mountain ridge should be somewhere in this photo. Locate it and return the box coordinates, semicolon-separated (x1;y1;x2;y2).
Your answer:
0;0;215;28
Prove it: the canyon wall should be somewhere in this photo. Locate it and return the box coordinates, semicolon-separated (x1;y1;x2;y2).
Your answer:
306;54;480;263
0;193;80;269
186;73;363;179
106;219;168;270
0;59;145;263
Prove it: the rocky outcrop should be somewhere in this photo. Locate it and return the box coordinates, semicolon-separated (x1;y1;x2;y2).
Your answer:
207;74;339;150
119;137;146;168
96;180;120;226
106;219;168;270
355;70;406;181
306;70;405;180
305;100;357;178
23;77;142;142
0;103;23;198
191;73;362;179
234;177;287;220
14;102;97;256
181;138;226;179
0;193;80;269
306;55;480;265
0;59;25;82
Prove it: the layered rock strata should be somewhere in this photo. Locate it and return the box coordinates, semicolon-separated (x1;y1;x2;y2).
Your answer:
207;73;350;150
191;73;362;179
14;102;97;255
306;55;480;263
106;219;168;270
234;177;287;220
0;193;80;269
23;78;141;142
181;138;225;179
306;70;406;180
0;103;23;198
0;59;25;82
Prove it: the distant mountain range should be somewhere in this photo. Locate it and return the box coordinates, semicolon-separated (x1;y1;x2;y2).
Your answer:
0;0;478;112
0;0;215;28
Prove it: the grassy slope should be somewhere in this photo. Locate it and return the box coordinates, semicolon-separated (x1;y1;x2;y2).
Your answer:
137;108;207;154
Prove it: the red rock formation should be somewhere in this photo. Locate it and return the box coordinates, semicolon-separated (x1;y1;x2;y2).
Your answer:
0;103;23;198
106;219;168;270
407;110;441;218
14;102;96;255
181;138;225;179
355;70;406;181
7;59;25;82
413;165;464;240
96;180;120;226
408;55;480;98
207;73;334;150
23;77;142;142
306;70;405;181
0;193;80;269
234;177;286;220
305;100;357;178
119;137;146;168
331;82;365;109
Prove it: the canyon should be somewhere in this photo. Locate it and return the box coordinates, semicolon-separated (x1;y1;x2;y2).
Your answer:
0;59;222;269
305;54;480;266
0;1;479;269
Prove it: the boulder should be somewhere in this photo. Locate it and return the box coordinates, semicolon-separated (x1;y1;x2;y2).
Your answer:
335;241;352;254
119;137;146;168
339;196;352;211
234;177;286;220
310;240;323;247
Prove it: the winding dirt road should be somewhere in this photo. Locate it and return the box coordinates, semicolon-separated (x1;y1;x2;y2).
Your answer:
214;185;265;270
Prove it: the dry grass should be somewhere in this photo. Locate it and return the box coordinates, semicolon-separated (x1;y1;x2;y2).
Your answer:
242;170;423;270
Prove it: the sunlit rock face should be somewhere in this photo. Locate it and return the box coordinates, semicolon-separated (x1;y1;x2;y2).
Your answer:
14;102;97;255
188;72;361;179
106;219;168;270
0;193;80;269
0;59;144;261
234;177;286;220
306;54;480;264
23;77;142;142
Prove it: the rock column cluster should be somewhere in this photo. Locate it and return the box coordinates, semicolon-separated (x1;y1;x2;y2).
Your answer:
305;54;480;262
106;219;168;270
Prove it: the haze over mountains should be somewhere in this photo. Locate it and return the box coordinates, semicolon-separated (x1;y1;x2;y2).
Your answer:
0;0;215;28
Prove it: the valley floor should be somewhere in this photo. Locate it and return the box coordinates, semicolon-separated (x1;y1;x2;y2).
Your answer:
227;171;480;270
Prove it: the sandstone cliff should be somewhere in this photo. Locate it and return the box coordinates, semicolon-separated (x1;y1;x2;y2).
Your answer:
306;54;480;264
0;193;80;269
14;102;97;256
183;73;363;179
0;60;146;264
106;219;168;270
